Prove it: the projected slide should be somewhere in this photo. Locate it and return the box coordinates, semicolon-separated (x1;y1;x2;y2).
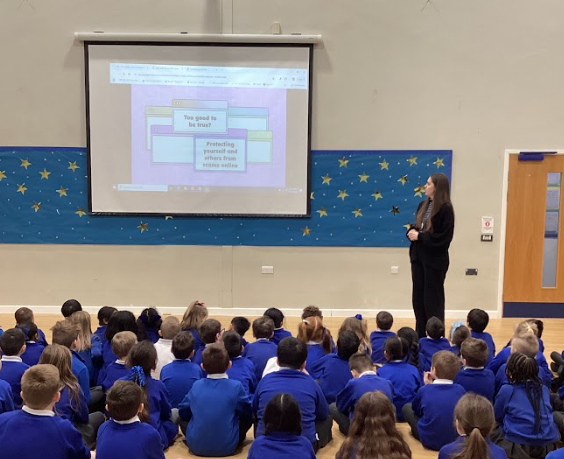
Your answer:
87;44;311;216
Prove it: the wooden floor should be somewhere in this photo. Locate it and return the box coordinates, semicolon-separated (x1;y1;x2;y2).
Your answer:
4;313;561;459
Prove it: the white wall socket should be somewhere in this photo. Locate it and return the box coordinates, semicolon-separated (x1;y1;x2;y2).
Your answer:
390;266;399;274
261;265;274;274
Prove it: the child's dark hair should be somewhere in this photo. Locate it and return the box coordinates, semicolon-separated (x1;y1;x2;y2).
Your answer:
253;316;274;339
231;317;250;337
264;393;302;436
384;336;409;361
506;352;543;433
349;353;374;373
106;380;143;421
97;306;117;326
14;307;34;326
337;331;361;361
426;316;445;340
397;326;419;368
264;308;285;329
452;325;470;348
277;337;307;369
432;350;460;381
0;328;26;356
452;393;496;459
376;311;393;331
199;319;222;345
460;338;488;368
127;341;155;423
529;319;544;339
222;331;242;359
202;343;230;374
24;323;39;342
301;305;322;320
171;331;194;360
467;309;489;333
61;299;82;318
105;311;139;343
136;308;162;341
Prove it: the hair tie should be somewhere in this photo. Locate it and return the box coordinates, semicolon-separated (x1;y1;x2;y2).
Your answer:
131;365;146;387
302;319;310;324
355;314;363;320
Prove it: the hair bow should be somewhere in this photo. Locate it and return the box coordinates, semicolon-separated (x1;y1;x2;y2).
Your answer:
130;365;146;387
355;314;363;320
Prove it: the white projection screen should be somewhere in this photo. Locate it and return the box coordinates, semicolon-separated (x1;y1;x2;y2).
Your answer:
85;42;313;217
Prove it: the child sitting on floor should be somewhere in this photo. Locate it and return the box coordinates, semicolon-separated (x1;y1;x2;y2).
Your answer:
0;328;29;408
264;308;291;345
370;311;396;365
419;317;450;373
102;331;137;392
454;337;495;402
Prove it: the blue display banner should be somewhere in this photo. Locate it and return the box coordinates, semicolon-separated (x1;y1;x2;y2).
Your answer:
0;147;451;247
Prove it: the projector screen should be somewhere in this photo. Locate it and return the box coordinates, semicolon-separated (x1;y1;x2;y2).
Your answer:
85;43;312;216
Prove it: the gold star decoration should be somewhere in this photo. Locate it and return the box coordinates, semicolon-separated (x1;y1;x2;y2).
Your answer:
32;202;41;212
302;226;311;236
358;172;370;183
20;159;31;169
56;186;68;197
407;155;418;166
337;190;349;201
310;192;314;200
68;161;79;172
321;174;332;185
371;191;383;201
390;206;400;215
165;216;173;220
137;222;148;233
0;171;6;181
379;159;389;170
76;208;86;217
398;175;408;185
433;157;445;168
338;156;349;168
414;184;425;198
39;169;51;179
403;223;412;230
317;208;328;217
352;208;363;218
17;184;27;195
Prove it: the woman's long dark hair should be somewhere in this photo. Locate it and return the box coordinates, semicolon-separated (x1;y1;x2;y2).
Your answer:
415;173;452;233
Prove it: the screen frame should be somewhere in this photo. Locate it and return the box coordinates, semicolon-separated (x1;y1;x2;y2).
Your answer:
84;41;313;218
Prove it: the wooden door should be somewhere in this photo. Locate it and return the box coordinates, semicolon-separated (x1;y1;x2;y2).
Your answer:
504;154;564;308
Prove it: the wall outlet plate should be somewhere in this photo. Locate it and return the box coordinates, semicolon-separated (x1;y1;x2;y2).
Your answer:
465;268;478;276
261;265;274;274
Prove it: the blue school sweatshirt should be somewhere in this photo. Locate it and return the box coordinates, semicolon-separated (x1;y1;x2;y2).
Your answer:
253;369;330;444
161;359;203;408
369;330;396;364
241;336;249;347
178;375;252;457
309;353;353;404
547;448;564;459
0;379;14;414
71;351;91;404
37;328;48;347
227;356;257;396
471;330;496;364
453;367;495;402
96;418;166;459
184;328;204;355
78;336;103;387
21;341;45;367
247;432;317;459
102;361;130;392
242;339;278;381
412;382;466;451
0;408;91;459
378;361;422;421
494;383;559;446
120;374;177;449
93;325;107;344
336;372;394;420
97;340;119;385
271;328;292;345
439;436;507;459
305;343;328;374
418;337;451;372
56;386;89;425
0;357;29;408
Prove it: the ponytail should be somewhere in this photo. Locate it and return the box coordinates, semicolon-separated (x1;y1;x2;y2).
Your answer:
451;427;489;459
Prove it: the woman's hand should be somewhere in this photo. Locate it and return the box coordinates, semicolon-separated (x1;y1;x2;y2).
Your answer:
407;229;419;241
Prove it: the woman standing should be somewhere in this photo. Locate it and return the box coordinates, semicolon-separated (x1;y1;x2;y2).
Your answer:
407;173;454;338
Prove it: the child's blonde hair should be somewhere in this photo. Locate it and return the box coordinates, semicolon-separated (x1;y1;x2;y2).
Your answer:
339;316;371;354
68;311;93;351
39;344;81;411
297;316;332;354
180;300;208;330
